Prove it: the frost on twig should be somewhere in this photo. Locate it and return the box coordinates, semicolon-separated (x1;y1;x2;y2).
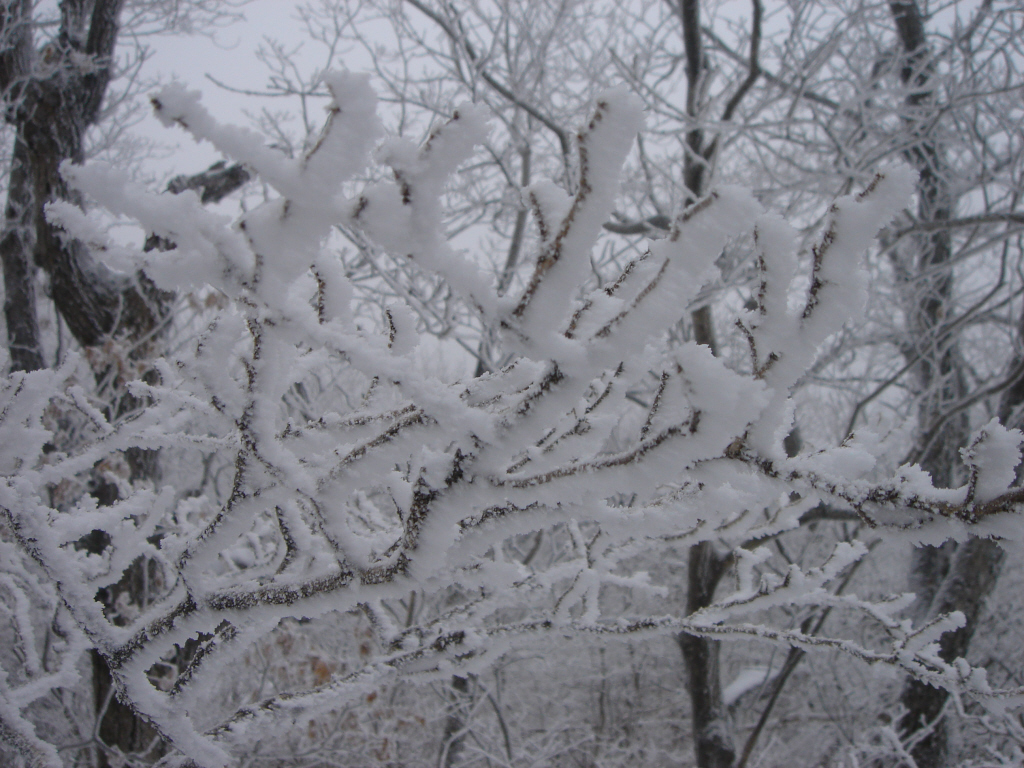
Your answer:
5;73;1022;764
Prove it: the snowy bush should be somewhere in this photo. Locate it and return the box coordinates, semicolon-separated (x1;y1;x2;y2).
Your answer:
1;73;1021;766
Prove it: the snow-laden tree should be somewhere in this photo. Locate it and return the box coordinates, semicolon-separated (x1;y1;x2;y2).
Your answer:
253;2;1024;763
0;71;1021;766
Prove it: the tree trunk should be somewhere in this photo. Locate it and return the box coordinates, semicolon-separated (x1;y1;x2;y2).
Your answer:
0;3;252;764
677;292;735;766
671;2;741;763
677;540;734;768
898;538;1004;765
0;135;44;372
887;3;1008;764
439;674;471;768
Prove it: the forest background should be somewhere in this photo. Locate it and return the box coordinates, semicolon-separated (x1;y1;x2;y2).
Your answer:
1;1;1023;767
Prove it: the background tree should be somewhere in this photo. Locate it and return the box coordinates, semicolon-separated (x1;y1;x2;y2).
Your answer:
737;3;1024;761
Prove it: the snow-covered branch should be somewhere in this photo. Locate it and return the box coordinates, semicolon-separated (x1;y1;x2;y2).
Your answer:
1;73;1018;764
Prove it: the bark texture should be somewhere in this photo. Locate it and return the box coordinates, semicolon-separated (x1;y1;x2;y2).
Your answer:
0;0;155;373
677;540;733;768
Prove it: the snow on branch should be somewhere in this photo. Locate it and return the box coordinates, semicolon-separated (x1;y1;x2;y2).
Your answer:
4;73;1020;763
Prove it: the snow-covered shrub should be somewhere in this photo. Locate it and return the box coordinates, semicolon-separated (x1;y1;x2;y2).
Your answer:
2;73;1021;766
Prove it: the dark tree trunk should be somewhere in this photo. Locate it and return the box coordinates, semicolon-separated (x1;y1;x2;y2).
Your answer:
439;674;471;768
0;3;251;765
677;540;733;768
0;3;158;762
0;135;44;372
898;538;1004;765
887;3;1008;765
678;296;735;767
1;0;161;366
670;2;752;763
